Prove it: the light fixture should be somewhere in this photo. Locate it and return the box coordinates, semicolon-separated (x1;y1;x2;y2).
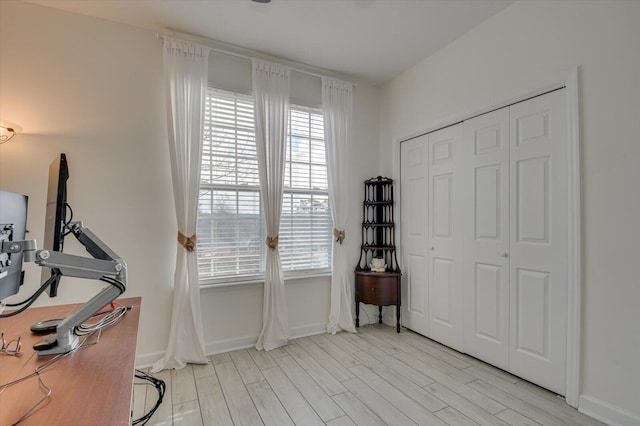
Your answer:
0;125;16;144
252;0;271;3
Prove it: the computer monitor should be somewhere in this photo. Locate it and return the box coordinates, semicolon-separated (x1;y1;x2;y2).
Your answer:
0;190;28;300
41;153;69;297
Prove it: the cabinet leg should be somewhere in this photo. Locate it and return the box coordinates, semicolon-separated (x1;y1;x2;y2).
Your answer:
396;304;401;333
378;306;383;324
355;302;360;328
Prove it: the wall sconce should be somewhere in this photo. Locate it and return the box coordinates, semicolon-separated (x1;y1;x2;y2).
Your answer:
0;125;16;144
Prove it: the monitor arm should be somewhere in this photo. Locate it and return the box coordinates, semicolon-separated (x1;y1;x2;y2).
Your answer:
34;222;127;281
1;221;127;355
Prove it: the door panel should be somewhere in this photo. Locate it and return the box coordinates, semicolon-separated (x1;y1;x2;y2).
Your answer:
509;90;567;395
462;108;510;370
428;125;463;351
475;165;502;240
432;257;453;326
515;268;550;359
516;156;550;243
400;136;429;336
433;173;453;238
408;254;426;313
474;262;503;343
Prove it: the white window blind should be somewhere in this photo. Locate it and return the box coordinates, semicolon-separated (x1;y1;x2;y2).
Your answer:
281;106;332;271
197;88;331;284
198;90;261;281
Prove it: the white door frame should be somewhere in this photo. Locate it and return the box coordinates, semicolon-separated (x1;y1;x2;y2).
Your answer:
393;67;581;407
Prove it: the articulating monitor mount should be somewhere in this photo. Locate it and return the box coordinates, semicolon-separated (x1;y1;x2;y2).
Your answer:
0;221;127;355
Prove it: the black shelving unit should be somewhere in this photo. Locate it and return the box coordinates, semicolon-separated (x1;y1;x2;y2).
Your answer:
355;176;401;332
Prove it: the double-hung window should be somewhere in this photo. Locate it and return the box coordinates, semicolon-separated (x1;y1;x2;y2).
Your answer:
197;88;332;284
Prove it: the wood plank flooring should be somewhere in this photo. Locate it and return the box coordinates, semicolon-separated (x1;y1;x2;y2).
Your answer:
133;325;603;426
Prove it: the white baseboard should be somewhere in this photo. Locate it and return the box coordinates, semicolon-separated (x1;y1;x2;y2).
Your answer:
135;350;165;369
135;322;327;369
203;322;328;355
289;322;327;339
205;334;258;356
579;395;640;426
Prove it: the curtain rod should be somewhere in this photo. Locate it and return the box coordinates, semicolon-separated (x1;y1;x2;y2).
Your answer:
155;30;356;86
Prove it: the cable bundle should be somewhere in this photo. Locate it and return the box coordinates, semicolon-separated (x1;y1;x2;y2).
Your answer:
74;304;129;336
133;370;166;426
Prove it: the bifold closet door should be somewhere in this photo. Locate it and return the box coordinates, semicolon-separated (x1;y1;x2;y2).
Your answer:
462;108;511;370
400;135;429;337
427;125;464;351
508;90;567;395
400;125;464;349
462;89;568;395
401;89;568;395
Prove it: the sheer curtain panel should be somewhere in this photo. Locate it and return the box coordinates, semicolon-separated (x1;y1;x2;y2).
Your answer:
253;59;291;351
153;36;210;372
323;77;356;334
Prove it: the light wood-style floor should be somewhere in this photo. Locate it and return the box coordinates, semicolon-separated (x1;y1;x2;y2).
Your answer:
133;324;603;426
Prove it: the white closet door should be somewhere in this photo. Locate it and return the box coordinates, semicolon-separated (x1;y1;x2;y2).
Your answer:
400;89;569;396
462;108;511;370
509;90;567;395
400;136;429;336
427;125;464;351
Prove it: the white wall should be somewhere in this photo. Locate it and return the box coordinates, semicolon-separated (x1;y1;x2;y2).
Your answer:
0;1;380;365
379;0;640;423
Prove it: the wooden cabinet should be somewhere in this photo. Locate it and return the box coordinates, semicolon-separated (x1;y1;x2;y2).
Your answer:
355;176;401;332
355;271;401;331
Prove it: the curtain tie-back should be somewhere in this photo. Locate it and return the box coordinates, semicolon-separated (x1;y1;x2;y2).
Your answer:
178;232;197;252
333;228;346;244
265;235;279;250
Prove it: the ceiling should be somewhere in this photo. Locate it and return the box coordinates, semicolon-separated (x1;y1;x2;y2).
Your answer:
25;0;513;86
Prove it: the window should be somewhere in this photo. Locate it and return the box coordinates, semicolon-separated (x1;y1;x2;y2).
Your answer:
280;106;332;271
197;88;332;284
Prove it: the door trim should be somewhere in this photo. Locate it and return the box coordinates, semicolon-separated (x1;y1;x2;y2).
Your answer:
393;67;581;408
564;67;581;408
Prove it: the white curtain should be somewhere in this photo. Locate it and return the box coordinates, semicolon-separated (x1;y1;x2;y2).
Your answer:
152;36;210;372
323;77;356;334
253;59;291;351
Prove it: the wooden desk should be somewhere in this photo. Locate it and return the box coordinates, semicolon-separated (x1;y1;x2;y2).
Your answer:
0;297;141;426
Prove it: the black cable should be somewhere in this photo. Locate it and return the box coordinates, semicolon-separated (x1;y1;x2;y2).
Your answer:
2;275;123;322
2;274;57;307
99;276;126;294
133;370;166;426
2;205;71;309
0;275;59;317
62;203;74;237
